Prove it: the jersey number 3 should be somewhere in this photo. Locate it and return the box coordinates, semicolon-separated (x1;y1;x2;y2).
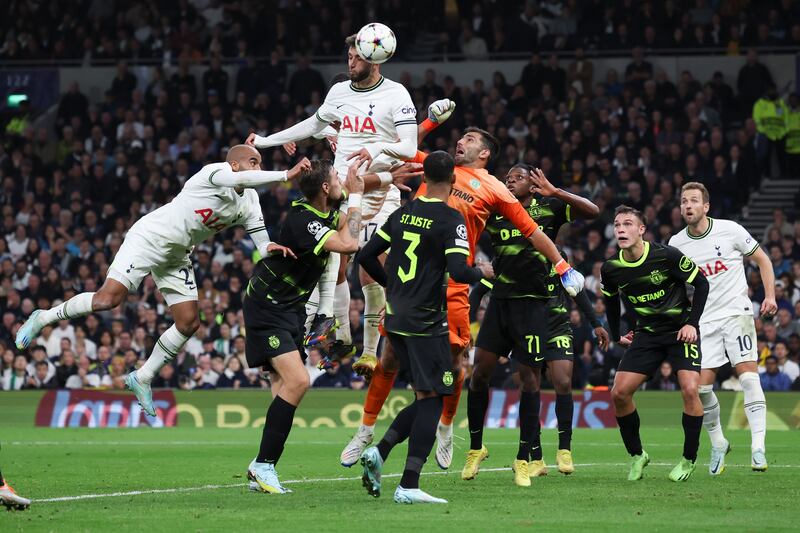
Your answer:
397;231;420;283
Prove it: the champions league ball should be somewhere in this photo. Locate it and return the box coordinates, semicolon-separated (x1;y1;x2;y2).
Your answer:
354;23;397;64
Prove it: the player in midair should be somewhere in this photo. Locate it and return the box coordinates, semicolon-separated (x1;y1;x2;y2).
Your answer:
16;145;309;416
246;160;363;494
357;151;494;504
340;128;585;469
247;33;448;370
602;206;709;482
462;165;608;485
670;182;776;473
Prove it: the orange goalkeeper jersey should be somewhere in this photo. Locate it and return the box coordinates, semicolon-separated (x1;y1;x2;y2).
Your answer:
411;150;539;270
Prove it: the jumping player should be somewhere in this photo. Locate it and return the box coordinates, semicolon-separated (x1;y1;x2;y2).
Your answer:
357;151;493;504
340;128;585;469
16;145;309;416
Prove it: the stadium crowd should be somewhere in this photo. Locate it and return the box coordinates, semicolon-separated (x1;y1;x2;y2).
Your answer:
2;0;800;62
2;2;800;394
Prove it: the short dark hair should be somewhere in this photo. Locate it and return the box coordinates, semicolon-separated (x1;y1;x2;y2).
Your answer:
614;205;647;225
345;33;357;48
423;151;455;184
299;159;334;200
35;360;48;369
464;127;500;161
510;163;534;173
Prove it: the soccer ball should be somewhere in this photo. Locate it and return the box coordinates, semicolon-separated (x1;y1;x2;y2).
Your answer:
354;23;396;65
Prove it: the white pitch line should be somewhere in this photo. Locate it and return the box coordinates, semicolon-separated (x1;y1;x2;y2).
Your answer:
9;440;795;449
30;463;800;503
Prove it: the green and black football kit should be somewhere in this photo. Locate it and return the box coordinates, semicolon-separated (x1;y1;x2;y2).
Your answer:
359;196;483;394
600;241;710;376
476;195;600;366
243;199;340;370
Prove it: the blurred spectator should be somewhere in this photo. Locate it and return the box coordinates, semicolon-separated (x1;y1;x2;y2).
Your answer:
1;354;28;390
24;360;58;389
647;361;678;391
759;356;792;391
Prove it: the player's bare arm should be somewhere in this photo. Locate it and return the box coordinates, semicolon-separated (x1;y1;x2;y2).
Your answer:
530;168;600;219
747;246;778;316
324;162;364;254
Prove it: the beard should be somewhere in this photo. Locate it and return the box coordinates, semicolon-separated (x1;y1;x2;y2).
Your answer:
349;65;370;83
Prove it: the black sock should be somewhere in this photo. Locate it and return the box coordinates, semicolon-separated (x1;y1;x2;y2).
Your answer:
400;396;443;489
256;396;297;464
0;468;4;485
468;387;489;450
529;391;543;460
555;393;574;450
682;412;703;462
377;401;419;461
517;391;537;461
616;410;643;456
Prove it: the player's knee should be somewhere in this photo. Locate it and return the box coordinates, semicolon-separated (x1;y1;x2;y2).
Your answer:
175;316;200;337
611;386;631;406
680;382;699;402
287;372;310;397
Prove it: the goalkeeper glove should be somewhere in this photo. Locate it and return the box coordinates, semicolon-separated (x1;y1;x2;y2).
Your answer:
555;260;585;297
427;99;456;123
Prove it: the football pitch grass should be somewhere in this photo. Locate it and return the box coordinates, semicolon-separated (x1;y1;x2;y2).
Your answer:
2;426;797;531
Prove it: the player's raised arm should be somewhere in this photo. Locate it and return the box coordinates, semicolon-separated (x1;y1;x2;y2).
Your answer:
418;99;456;145
530;168;600;219
247;114;330;149
213;145;312;188
321;161;364;254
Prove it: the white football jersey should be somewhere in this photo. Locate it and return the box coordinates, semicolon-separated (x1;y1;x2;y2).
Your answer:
315;77;416;214
669;218;760;323
128;162;265;257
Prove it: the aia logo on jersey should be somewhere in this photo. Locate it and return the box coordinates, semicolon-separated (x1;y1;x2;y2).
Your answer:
699;261;728;277
195;208;227;231
340;115;376;134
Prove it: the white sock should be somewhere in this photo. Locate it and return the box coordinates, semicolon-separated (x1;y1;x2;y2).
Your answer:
739;372;767;451
317;253;339;317
136;325;189;384
698;384;726;448
333;281;352;344
362;282;385;357
39;292;95;325
305;286;320;334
